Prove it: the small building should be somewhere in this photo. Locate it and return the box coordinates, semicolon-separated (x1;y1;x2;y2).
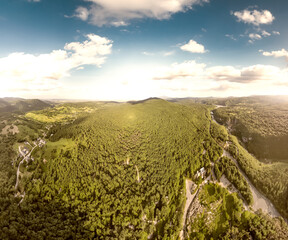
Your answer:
195;167;206;179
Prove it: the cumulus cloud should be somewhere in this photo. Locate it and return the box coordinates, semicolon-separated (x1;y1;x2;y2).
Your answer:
0;34;112;93
206;65;281;83
180;40;207;53
208;65;283;83
152;60;285;83
263;48;288;57
247;30;280;43
262;49;288;60
207;66;240;81
233;9;274;26
74;0;209;26
230;65;280;82
153;60;206;80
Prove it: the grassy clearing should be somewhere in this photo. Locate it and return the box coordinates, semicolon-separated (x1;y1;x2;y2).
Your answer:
33;138;76;160
25;105;95;123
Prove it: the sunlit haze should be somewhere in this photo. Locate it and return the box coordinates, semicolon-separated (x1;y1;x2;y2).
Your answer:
0;0;288;100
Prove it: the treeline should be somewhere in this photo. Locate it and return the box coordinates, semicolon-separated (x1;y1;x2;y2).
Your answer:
214;156;253;205
210;121;229;143
228;135;288;219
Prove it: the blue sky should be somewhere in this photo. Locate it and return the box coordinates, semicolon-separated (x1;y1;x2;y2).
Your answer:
0;0;287;100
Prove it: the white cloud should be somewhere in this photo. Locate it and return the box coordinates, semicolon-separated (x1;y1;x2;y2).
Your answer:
0;34;112;94
233;9;274;26
207;66;240;81
249;33;262;40
261;30;271;37
207;65;282;83
262;49;288;61
152;60;285;83
74;0;209;26
236;65;280;82
148;61;288;98
180;40;207;53
245;29;279;43
75;7;89;21
154;60;206;80
163;51;175;56
225;34;237;41
27;0;41;2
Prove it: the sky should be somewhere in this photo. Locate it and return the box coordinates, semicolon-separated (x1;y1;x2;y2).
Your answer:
0;0;288;100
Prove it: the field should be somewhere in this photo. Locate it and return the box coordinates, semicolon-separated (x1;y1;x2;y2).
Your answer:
25;105;95;123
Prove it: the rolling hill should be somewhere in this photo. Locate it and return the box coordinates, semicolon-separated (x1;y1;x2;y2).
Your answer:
0;98;287;239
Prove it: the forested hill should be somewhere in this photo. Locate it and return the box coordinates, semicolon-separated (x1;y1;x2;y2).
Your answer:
0;98;52;115
211;96;288;162
0;98;287;239
0;99;222;239
37;99;218;239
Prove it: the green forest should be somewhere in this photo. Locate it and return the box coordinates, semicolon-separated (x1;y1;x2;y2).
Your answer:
212;96;288;162
0;97;287;239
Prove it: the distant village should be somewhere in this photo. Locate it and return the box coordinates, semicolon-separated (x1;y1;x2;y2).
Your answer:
18;138;46;164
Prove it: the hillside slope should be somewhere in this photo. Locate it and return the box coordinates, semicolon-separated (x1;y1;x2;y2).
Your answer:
212;96;288;162
0;98;52;115
0;98;287;239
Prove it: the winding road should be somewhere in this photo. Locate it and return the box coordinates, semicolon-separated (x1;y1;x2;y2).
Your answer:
180;179;195;240
222;150;281;217
15;145;37;190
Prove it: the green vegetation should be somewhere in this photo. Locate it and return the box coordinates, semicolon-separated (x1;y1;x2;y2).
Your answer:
200;96;288;219
25;105;95;123
214;156;253;205
227;135;288;219
0;97;287;239
210;121;229;143
1;99;224;239
213;96;288;162
189;183;288;240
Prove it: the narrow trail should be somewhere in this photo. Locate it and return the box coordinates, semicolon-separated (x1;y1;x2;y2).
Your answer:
135;165;140;183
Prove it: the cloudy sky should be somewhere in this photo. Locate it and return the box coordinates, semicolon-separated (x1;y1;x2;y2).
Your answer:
0;0;287;100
